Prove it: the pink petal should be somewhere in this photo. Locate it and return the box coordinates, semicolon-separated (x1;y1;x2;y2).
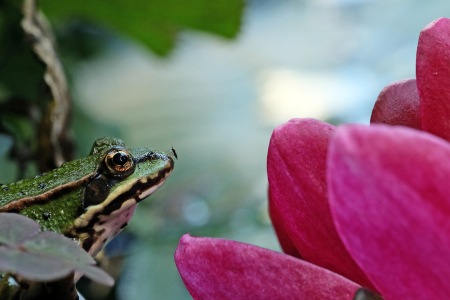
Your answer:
267;118;375;289
417;18;450;141
268;188;302;258
370;78;421;130
175;234;360;300
328;124;450;299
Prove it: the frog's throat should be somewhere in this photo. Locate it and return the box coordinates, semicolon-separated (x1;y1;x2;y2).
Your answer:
68;160;173;256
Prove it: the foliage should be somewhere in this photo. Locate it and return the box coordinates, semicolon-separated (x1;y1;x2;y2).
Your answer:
0;213;113;285
0;0;245;179
41;0;244;56
0;1;246;298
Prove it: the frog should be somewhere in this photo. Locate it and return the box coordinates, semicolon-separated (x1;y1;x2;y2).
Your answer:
0;136;176;258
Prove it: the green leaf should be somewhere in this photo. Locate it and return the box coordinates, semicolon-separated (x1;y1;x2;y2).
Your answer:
40;0;245;55
0;213;114;286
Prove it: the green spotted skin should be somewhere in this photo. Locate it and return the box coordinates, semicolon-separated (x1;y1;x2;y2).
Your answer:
0;137;175;255
0;154;99;233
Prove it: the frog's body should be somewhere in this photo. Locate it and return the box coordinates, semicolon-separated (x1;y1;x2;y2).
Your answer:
0;137;175;257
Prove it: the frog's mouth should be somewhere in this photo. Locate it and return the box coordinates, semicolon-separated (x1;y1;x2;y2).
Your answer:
68;156;174;257
85;177;168;254
73;176;170;283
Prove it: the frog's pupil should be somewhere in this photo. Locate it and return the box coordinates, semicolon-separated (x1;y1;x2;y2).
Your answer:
113;153;128;165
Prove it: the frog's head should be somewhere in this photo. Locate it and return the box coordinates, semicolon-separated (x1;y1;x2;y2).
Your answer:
67;137;176;256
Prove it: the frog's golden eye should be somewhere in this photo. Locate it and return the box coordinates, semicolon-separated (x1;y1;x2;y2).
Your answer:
105;149;134;176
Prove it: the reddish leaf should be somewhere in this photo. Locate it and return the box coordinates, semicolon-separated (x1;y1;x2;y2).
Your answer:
0;213;113;285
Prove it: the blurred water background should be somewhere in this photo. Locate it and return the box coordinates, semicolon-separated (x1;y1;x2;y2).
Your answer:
1;0;449;299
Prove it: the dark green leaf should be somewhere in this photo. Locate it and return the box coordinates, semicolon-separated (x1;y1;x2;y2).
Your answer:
40;0;244;55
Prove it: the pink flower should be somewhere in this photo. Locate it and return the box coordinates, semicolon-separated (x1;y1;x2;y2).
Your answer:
175;18;450;300
371;17;450;139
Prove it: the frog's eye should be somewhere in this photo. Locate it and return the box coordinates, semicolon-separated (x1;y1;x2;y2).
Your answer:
105;149;135;176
